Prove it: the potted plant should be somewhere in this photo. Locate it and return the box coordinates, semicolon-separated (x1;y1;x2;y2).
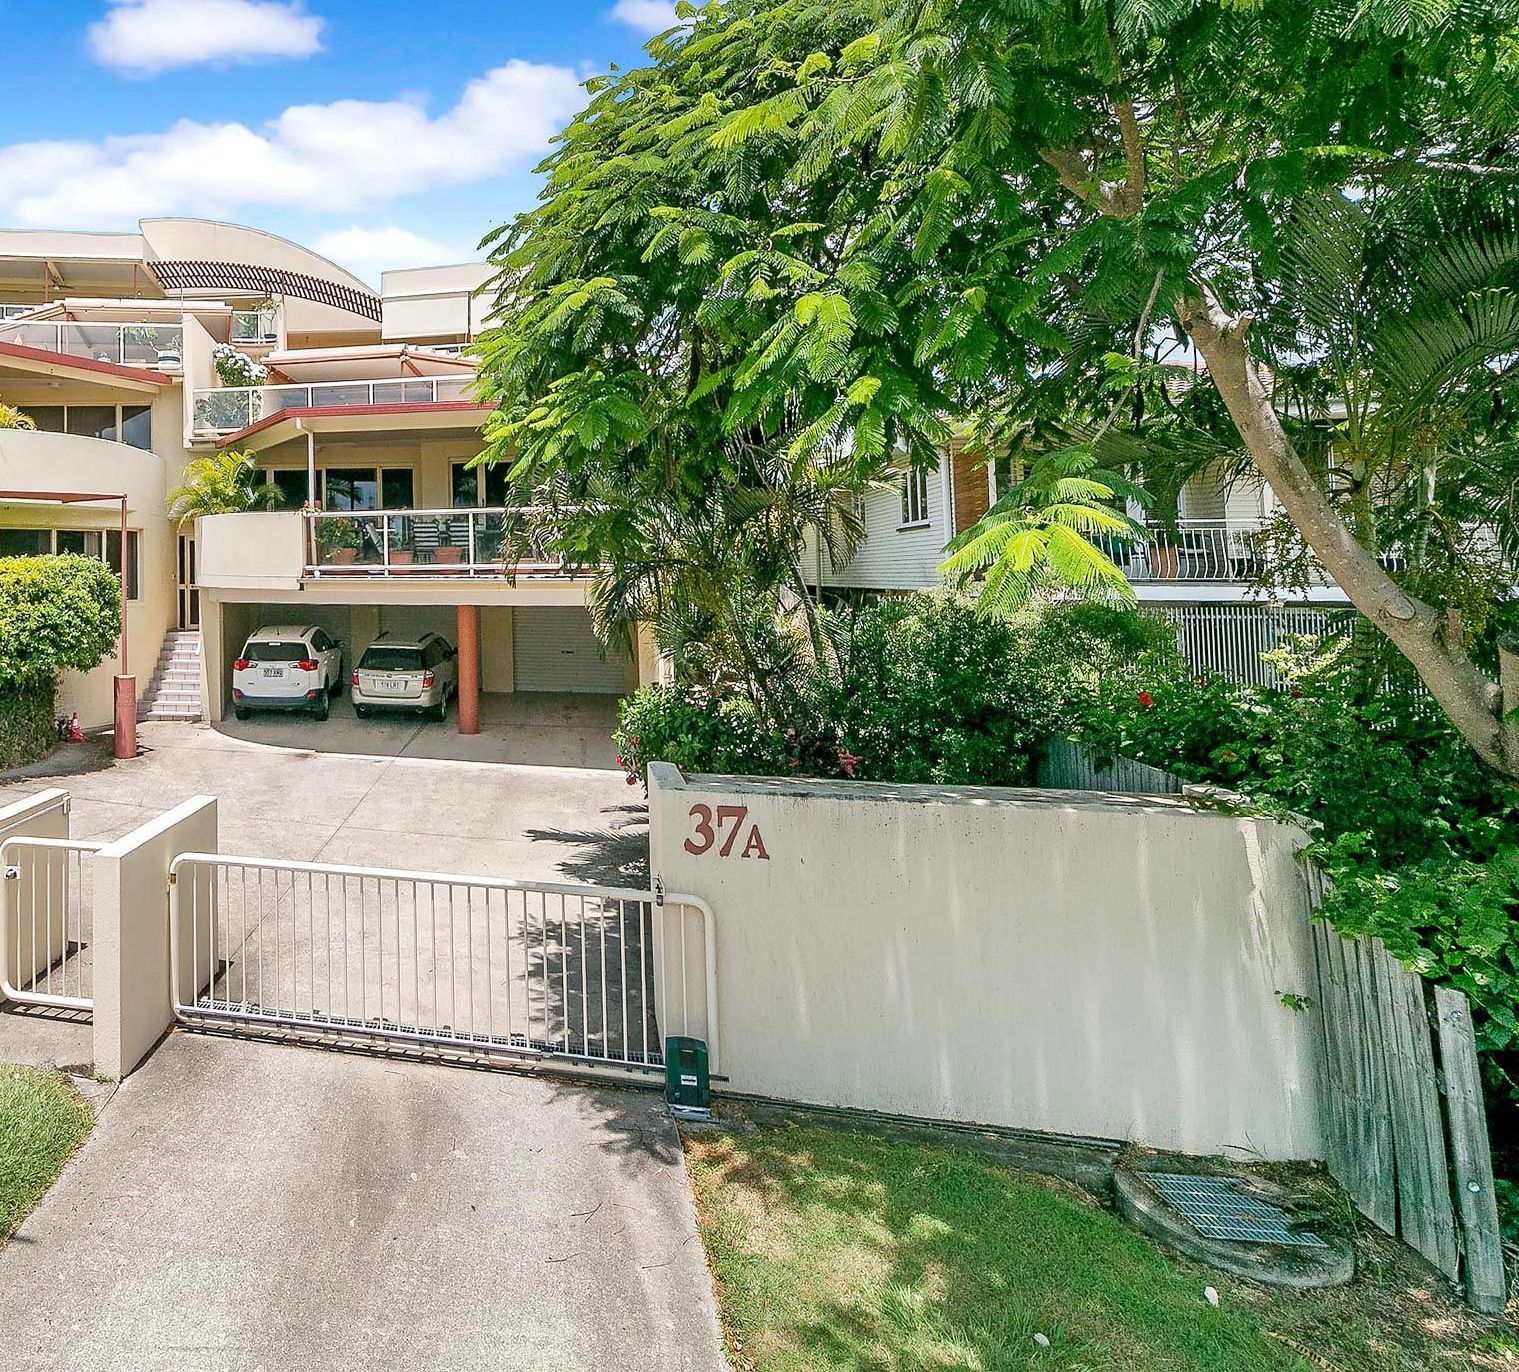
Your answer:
317;517;361;565
433;519;464;564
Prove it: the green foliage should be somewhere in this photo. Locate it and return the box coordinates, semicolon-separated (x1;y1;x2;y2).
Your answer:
615;593;1169;785
0;556;122;693
0;679;58;771
167;451;276;525
481;0;1519;768
0;402;35;430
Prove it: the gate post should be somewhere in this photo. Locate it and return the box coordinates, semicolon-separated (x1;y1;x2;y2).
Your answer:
93;796;217;1080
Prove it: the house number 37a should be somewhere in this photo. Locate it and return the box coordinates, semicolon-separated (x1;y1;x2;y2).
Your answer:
685;804;769;860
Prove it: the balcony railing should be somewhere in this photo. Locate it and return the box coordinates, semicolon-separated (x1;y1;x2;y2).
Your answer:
192;374;476;433
231;309;278;344
305;507;567;578
1097;520;1273;583
0;320;183;369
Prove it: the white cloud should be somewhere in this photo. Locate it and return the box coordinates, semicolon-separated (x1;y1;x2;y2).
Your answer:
608;0;680;35
311;226;474;286
0;61;584;228
88;0;324;75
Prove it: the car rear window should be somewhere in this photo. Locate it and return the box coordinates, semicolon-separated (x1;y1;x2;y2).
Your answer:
244;640;306;662
360;647;425;672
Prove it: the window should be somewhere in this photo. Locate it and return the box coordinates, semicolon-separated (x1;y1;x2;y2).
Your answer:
360;645;425;672
7;403;150;446
323;466;413;511
899;468;930;528
66;406;119;442
451;461;512;507
310;629;334;653
244;640;307;664
120;405;152;451
0;529;50;556
25;406;63;433
381;468;415;510
56;530;104;558
269;470;308;510
106;530;141;601
0;527;140;599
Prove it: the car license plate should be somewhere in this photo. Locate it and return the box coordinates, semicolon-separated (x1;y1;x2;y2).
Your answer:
379;678;407;693
262;667;282;678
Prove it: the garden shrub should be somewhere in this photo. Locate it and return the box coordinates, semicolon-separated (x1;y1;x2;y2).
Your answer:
616;593;1171;786
0;555;122;769
0;680;57;770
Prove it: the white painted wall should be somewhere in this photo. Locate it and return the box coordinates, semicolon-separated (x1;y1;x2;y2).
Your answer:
815;463;952;592
649;764;1326;1160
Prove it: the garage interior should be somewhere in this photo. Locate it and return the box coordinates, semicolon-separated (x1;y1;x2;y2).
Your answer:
207;599;640;770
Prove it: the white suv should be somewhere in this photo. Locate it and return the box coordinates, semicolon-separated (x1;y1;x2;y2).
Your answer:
352;633;457;721
232;625;345;721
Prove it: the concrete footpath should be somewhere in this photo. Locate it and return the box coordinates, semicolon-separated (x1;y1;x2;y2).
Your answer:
0;1033;728;1372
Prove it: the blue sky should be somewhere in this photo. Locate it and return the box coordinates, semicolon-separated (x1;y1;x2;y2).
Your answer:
0;0;677;284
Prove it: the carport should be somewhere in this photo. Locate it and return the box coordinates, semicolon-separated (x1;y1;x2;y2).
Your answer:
200;585;649;768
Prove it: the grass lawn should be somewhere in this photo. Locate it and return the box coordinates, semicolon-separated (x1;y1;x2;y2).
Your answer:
0;1063;93;1244
685;1123;1518;1372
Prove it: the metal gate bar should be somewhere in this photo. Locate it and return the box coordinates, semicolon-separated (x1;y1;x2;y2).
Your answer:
1;836;104;1011
168;853;716;1074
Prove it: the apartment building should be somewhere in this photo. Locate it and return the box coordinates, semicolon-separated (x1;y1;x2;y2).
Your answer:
0;218;651;736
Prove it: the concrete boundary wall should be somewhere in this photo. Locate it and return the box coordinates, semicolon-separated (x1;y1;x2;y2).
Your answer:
93;796;217;1079
0;789;72;1003
649;764;1325;1160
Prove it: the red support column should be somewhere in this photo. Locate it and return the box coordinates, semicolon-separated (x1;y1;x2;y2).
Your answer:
456;604;480;736
113;675;137;759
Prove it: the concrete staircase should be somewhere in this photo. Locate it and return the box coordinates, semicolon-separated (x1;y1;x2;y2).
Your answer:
137;630;205;723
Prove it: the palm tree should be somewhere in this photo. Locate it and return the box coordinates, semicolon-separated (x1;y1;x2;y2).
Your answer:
0;402;35;430
940;447;1143;613
167;451;275;525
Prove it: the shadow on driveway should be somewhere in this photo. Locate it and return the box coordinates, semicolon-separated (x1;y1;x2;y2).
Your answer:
0;1032;727;1372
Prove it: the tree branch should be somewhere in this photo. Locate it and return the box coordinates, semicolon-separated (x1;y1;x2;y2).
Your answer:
1039;98;1147;219
1177;281;1519;775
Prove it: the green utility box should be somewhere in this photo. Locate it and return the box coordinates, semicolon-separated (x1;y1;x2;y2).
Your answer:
664;1036;711;1118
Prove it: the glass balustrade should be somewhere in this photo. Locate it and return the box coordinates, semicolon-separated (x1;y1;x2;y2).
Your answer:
0;320;183;368
192;374;476;432
304;508;561;577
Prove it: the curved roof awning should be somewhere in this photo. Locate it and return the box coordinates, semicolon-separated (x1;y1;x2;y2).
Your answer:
263;344;475;383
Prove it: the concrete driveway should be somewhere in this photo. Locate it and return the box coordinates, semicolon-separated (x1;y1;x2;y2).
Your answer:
0;719;648;887
0;1034;727;1372
216;690;623;771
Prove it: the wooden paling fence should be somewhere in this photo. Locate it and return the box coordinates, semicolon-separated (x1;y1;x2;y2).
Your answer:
1310;918;1508;1313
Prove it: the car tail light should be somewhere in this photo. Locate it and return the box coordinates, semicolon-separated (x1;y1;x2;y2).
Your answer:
234;659;250;671
296;659;319;672
351;671;359;686
422;670;435;688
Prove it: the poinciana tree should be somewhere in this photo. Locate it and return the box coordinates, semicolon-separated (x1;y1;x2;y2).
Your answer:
479;0;1519;768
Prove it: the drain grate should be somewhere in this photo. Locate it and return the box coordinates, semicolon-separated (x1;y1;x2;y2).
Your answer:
1143;1173;1328;1248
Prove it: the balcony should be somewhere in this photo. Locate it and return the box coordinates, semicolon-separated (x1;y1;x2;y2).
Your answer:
192;374;476;434
308;508;565;579
230;309;278;344
0;320;183;369
1099;520;1272;583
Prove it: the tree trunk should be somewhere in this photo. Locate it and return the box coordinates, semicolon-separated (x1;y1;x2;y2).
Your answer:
1177;284;1519;778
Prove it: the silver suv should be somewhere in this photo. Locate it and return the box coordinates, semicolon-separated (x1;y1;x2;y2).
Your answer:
351;633;458;721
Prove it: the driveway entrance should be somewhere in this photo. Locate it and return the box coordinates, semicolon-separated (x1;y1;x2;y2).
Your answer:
0;1033;728;1371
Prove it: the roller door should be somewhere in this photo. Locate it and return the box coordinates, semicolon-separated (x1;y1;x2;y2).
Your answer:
513;607;628;694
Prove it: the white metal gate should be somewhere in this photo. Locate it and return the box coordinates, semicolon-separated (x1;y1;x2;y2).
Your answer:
168;854;716;1076
1;836;102;1011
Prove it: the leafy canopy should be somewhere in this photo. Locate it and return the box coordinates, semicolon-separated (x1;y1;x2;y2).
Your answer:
167;451;276;525
0;555;122;691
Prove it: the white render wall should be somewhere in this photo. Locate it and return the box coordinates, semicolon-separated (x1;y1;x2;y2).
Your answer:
649;764;1326;1160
